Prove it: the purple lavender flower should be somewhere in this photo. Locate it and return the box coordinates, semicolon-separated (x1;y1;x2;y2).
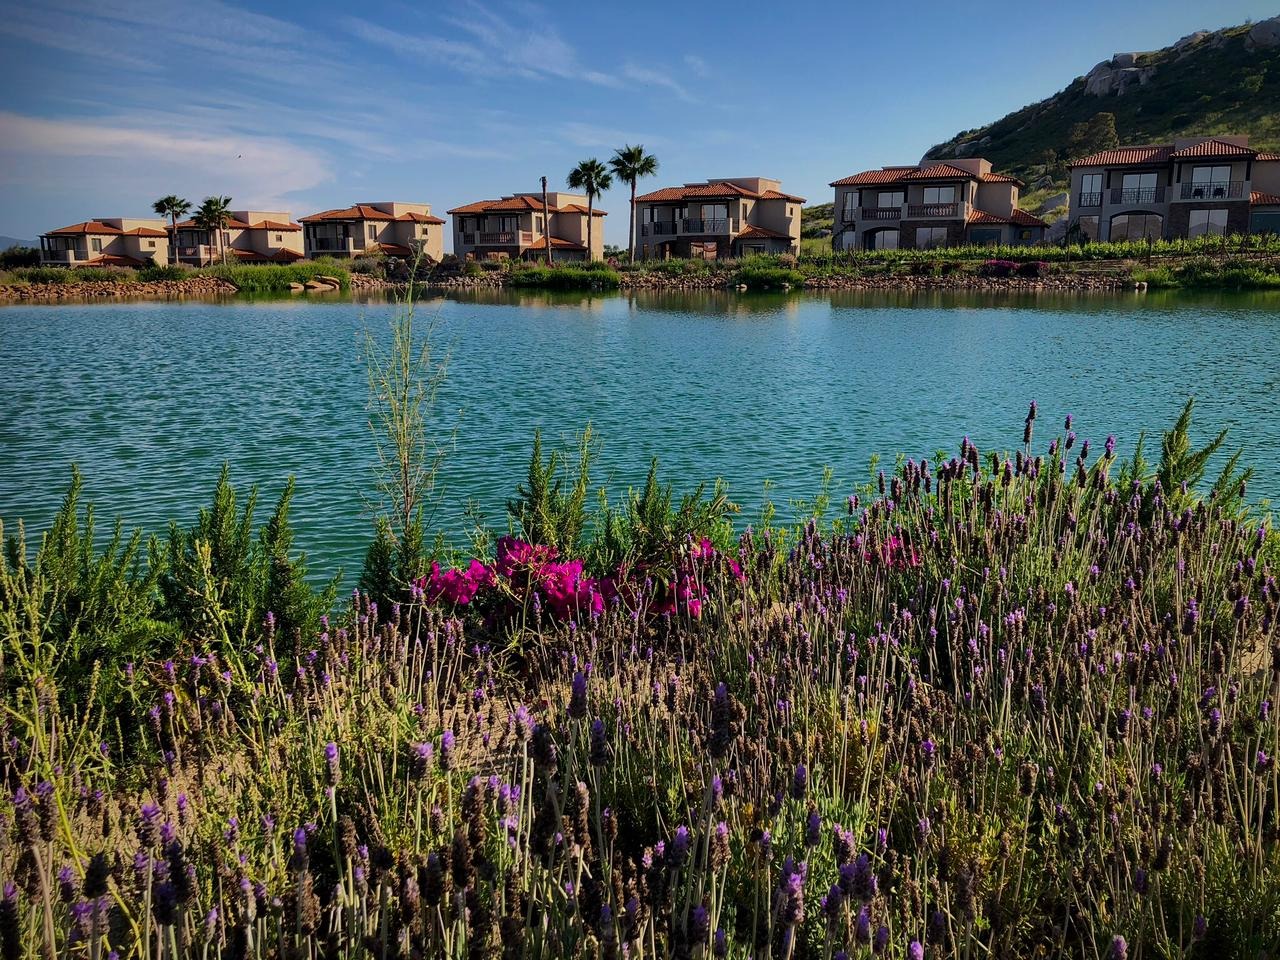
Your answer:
805;809;821;847
873;926;890;954
324;742;339;786
792;763;808;800
856;905;872;943
568;670;588;719
909;940;925;960
1110;936;1127;960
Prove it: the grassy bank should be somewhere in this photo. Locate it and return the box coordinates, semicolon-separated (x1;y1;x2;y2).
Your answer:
1133;256;1280;290
1;401;1277;957
0;258;353;292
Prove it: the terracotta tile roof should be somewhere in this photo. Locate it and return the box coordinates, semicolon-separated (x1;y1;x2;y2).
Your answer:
966;208;1049;228
1010;209;1049;227
759;189;807;202
173;217;253;230
125;227;169;237
1069;144;1173;167
526;236;586;251
45;220;124;236
736;224;792;240
635;181;761;202
250;219;302;231
448;196;551;214
395;212;447;224
1169;138;1256;159
559;203;608;217
373;242;414;256
829;167;917;187
299;204;394;223
980;171;1021;184
1253;152;1280;161
903;163;979;181
1252;191;1280;205
82;254;148;267
270;248;305;261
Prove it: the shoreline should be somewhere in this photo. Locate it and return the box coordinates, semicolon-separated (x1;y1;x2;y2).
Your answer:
0;269;1147;304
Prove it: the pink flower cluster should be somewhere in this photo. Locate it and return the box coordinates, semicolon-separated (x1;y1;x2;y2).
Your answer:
416;535;743;622
863;534;922;571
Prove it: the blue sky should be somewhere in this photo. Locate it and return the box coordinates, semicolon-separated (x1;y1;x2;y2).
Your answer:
0;0;1275;248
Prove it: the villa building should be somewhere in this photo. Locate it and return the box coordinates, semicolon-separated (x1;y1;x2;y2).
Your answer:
633;178;804;260
830;159;1046;251
170;210;305;266
39;218;170;267
448;192;606;261
1066;136;1280;241
299;202;445;260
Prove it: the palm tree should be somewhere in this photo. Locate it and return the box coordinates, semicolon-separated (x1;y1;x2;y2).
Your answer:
566;159;613;264
608;144;658;262
152;195;191;265
193;195;233;266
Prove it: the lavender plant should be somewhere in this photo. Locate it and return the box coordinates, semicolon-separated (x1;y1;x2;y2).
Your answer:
1;406;1277;959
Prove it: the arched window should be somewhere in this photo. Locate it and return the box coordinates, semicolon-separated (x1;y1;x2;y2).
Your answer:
1109;212;1162;241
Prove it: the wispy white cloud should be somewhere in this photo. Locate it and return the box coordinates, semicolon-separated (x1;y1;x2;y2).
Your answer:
0;111;332;206
620;64;695;103
558;122;662;149
684;54;710;77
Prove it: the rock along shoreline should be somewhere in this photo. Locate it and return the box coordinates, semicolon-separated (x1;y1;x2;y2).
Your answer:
0;270;1141;304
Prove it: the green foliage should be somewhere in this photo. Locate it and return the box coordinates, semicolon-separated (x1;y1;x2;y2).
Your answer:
734;262;805;290
195;261;350;292
507;428;594;556
0;469;166;711
137;264;190;281
587;459;737;575
508;265;620;289
1133;256;1280;289
0;245;40;269
159;466;333;647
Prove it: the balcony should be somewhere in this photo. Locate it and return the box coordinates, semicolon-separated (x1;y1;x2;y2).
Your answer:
41;248;82;263
906;202;963;219
466;231;533;245
1110;187;1166;205
861;207;901;220
1178;181;1245;201
682;217;739;234
1077;192;1102;208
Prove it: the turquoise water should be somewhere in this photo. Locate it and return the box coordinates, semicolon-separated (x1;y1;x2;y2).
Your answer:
2;289;1278;578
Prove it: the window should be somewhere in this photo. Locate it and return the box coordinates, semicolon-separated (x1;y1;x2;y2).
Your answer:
970;228;1002;246
1120;173;1159;203
1078;173;1103;206
535;216;544;231
915;226;949;249
91;238;102;252
879;191;905;208
699;204;728;221
275;233;283;242
367;224;377;240
922;186;955;205
866;228;899;250
147;240;156;248
1188;166;1233;199
842;193;856;221
1076;215;1100;242
1188;208;1229;237
499;216;519;233
1109;212;1162;241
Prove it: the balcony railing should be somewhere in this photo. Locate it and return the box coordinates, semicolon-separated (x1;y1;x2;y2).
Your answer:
906;203;960;219
1179;181;1245;201
860;207;901;220
682;218;739;234
1110;187;1166;205
640;222;679;236
1077;192;1102;208
41;248;82;263
309;237;353;252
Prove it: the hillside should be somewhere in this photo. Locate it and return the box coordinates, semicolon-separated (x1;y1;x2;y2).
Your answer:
923;18;1280;187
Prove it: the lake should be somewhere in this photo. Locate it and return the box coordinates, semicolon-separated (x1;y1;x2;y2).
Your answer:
2;288;1278;578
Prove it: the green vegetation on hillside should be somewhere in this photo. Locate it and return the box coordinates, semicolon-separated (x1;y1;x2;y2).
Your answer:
923;21;1280;186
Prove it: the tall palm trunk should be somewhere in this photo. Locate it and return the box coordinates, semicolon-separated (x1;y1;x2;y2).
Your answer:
587;194;594;262
169;214;178;265
628;180;637;263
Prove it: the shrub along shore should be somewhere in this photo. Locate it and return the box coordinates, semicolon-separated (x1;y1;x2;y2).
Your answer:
1;402;1277;957
3;239;1280;302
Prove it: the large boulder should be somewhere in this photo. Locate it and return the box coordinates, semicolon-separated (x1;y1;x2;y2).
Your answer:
1245;16;1280;50
1084;56;1156;96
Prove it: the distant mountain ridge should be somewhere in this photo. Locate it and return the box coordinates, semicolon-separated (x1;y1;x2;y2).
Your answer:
0;235;35;250
922;17;1280;184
